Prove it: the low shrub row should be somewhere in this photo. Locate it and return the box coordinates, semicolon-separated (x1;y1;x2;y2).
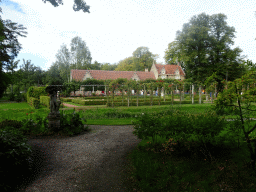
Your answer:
132;109;227;148
106;100;203;107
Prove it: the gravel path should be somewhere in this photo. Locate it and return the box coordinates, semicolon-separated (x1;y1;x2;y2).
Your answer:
13;125;143;192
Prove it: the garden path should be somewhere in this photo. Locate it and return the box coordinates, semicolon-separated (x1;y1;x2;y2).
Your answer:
62;102;81;108
14;125;143;192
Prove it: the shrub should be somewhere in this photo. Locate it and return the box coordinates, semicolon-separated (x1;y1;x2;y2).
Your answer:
15;93;23;102
0;127;33;191
7;93;15;101
56;109;88;136
132;109;226;147
0;119;24;133
22;92;27;102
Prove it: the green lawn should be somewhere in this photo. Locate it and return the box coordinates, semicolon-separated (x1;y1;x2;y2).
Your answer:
0;100;215;124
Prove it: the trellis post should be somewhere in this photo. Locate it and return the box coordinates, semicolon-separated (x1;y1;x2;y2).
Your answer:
192;84;194;104
199;85;201;104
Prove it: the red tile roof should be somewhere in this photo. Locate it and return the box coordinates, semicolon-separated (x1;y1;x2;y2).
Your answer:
71;69;156;81
136;71;156;80
164;65;185;76
154;64;164;74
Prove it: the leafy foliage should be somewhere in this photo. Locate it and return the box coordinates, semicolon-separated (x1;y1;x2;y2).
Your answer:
42;0;90;13
214;70;256;172
165;13;245;91
0;126;33;191
133;109;226;148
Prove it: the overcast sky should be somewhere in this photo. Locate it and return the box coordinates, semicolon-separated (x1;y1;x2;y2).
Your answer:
1;0;256;73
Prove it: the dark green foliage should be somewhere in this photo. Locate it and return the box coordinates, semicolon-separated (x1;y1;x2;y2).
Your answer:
22;92;27;102
56;110;88;136
15;93;23;102
165;13;245;91
0;119;24;130
132;109;226;147
0;127;33;191
7;92;15;101
80;79;105;91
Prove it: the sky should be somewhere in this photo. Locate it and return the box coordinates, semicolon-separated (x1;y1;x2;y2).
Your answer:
1;0;256;73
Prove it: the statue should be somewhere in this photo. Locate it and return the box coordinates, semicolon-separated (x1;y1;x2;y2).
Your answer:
45;86;63;131
49;91;61;114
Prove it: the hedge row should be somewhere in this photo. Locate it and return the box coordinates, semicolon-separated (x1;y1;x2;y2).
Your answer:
106;100;204;107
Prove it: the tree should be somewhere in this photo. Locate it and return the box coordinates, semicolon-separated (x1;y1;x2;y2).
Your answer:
91;61;101;70
19;59;39;92
164;41;186;65
167;13;245;92
207;13;245;91
115;57;135;71
132;47;157;71
44;61;64;85
70;36;92;70
4;59;20;94
215;70;256;173
33;66;46;86
62;79;81;96
55;44;72;83
101;63;118;71
0;8;27;97
42;0;90;13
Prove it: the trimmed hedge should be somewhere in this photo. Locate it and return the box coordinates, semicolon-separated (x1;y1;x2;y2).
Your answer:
106;100;204;107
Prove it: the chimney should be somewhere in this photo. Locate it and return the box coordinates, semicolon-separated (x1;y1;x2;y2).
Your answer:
145;68;148;72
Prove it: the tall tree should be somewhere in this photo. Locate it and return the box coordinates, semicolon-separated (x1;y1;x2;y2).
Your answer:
19;59;39;92
0;4;27;98
70;36;92;70
55;44;71;83
132;46;157;71
166;13;245;92
5;59;20;94
42;0;90;13
44;61;64;85
164;41;186;65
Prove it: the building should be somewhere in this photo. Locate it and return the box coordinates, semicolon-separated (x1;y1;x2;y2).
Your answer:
70;63;185;82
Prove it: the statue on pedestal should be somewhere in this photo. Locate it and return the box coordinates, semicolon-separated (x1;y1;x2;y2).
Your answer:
46;86;63;131
49;91;61;115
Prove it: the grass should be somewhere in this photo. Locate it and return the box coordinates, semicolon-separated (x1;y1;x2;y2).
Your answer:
2;97;256;191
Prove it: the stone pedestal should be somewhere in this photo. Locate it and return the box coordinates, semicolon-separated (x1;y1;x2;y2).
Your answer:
47;113;61;130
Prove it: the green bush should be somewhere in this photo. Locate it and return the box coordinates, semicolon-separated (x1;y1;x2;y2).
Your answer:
132;109;226;147
22;92;27;102
0;119;24;130
7;93;15;101
0;126;33;191
15;93;23;102
53;110;88;136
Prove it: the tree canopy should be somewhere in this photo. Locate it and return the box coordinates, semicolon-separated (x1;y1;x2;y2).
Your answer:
164;13;246;92
115;46;157;71
42;0;90;13
0;5;27;98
